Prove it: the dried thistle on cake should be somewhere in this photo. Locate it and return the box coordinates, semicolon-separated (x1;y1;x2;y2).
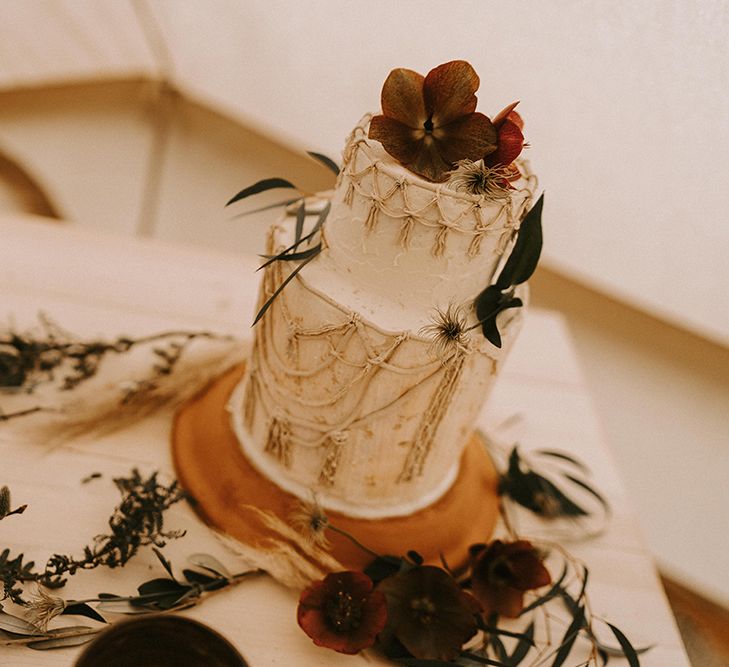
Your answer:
420;303;471;357
447;160;512;200
290;496;331;548
368;61;497;182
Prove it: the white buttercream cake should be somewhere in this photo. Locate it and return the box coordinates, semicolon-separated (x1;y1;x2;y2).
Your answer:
227;114;537;520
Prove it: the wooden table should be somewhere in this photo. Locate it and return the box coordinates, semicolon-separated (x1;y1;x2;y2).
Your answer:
0;214;690;665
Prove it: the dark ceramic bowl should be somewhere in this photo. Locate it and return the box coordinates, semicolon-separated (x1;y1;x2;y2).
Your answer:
74;615;248;667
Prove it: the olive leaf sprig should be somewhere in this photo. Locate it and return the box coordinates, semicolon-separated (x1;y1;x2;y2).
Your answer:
226;152;339;325
473;193;544;348
0;550;260;651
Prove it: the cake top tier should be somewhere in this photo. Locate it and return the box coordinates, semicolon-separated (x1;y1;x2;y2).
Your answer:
319;113;535;328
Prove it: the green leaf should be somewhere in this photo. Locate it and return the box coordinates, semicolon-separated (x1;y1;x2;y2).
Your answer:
226;178;297;206
458;652;510;665
256;201;329;271
27;628;98;650
252;252;320;326
476;619;536;643
605;622;641;667
0;611;43;636
577;566;589;604
550;605;585;666
508;621;535;665
183;569;227;591
519;563;568;616
230;197;301;218
397;660;462;666
562;473;611;513
260;244;322;266
62;602;107;624
407;550;424;565
489;633;508;663
534;449;590;474
294;203;306;245
136;578;188;598
496;193;544;289
187;553;231;579
307;151;340;175
96;599;151;614
363;555;405;583
152;547;175;580
133;578;193;609
474;285;523;348
183;568;218;585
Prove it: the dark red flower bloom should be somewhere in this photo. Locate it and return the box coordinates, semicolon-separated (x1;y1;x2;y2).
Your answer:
369;61;497;182
377;565;480;661
469;540;551;618
485;101;525;172
297;571;387;654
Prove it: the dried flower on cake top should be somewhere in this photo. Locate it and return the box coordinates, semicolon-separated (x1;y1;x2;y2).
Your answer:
369;61;497;182
485;101;526;182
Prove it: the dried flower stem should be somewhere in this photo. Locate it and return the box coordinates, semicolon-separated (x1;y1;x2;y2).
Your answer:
326;524;380;560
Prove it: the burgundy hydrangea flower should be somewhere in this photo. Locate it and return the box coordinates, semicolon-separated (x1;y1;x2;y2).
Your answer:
469;540;551;618
297;571;387;654
368;60;497;182
377;565;481;661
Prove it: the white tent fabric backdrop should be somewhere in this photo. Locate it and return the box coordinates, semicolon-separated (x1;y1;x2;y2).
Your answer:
2;0;728;345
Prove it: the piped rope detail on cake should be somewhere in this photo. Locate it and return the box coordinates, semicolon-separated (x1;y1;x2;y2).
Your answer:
398;351;467;482
240;228;506;501
339;117;536;258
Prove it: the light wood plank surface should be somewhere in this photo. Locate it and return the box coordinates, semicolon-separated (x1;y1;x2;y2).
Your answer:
0;215;690;665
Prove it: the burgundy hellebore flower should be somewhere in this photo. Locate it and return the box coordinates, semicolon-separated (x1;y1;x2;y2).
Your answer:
485;101;526;182
369;60;497;182
297;571;387;654
469;540;551;618
377;565;481;661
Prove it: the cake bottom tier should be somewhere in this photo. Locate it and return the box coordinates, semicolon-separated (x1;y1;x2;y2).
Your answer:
172;363;500;572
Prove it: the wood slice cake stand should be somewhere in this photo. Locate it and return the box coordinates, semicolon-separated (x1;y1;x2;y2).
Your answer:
172;363;501;571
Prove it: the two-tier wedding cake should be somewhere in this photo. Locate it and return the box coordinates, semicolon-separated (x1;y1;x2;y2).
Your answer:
173;60;540;571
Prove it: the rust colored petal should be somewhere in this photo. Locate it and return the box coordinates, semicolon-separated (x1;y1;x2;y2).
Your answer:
486;117;524;167
434;112;497;165
406;138;453;182
297;571;387;655
509;109;524;131
380;67;427;128
506;549;552;591
471;579;525;618
369;114;425;164
423;60;479;127
492;101;520;129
